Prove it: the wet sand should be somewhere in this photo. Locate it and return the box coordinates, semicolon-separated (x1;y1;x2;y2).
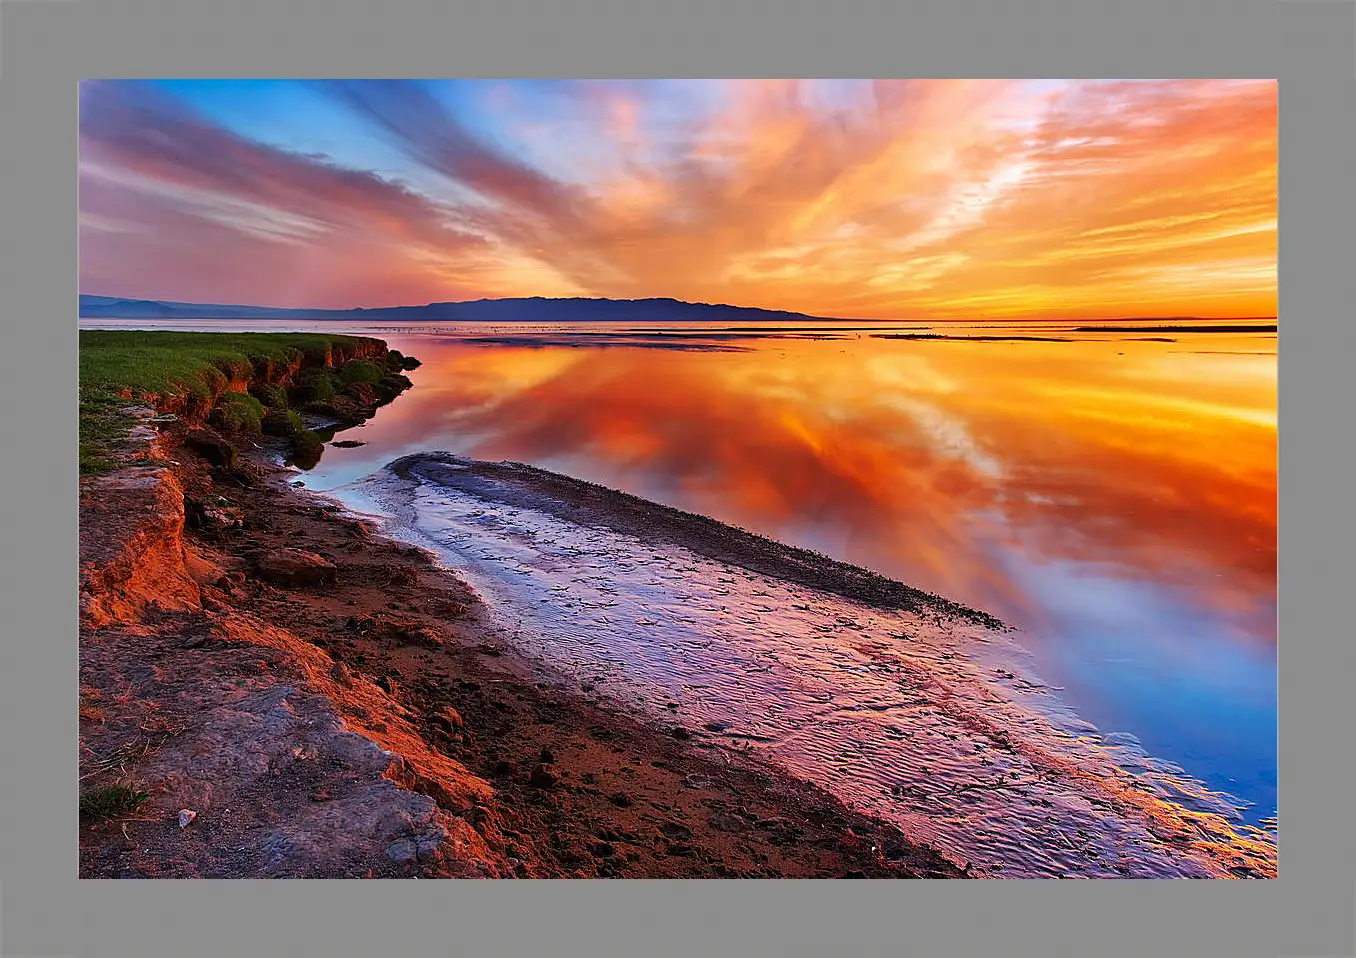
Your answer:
328;452;1277;879
390;454;1005;630
79;424;967;878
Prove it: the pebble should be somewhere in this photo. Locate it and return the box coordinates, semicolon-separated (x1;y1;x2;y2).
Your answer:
529;764;560;789
177;809;197;829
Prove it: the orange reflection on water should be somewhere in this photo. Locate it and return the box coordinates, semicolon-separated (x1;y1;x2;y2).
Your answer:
365;333;1275;647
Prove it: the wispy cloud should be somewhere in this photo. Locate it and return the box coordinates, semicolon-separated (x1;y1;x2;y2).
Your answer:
79;79;1277;318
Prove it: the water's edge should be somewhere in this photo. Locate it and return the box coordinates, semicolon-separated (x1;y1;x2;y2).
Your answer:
321;451;1277;879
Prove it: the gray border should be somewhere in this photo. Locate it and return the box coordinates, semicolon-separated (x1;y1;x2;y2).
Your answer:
0;0;1346;956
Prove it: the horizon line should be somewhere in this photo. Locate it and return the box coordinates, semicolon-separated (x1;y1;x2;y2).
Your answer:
77;291;1278;324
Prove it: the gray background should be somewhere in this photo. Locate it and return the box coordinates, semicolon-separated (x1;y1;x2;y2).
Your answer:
0;0;1343;955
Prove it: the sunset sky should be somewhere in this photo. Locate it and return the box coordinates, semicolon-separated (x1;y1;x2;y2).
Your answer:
78;79;1277;320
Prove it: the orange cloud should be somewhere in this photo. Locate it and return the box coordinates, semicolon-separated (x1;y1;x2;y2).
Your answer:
80;80;1277;318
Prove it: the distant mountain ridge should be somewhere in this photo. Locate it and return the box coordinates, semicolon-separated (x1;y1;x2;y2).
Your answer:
78;294;850;324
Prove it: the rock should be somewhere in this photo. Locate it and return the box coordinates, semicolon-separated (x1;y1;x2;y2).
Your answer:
229;462;265;487
539;747;555;764
385;838;418;864
177;809;197;829
431;708;463;733
709;811;749;832
703;721;731;733
529;764;560;789
184;429;237;469
589;841;616;858
202;507;244;532
680;774;711;790
200;594;227;613
608;792;633;808
670;726;691;740
329;440;367;448
659;820;693;841
254;548;337;587
184;495;242;533
376;675;399;695
413;828;449;865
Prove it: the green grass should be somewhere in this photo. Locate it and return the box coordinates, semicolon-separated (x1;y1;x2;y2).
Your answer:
79;330;382;475
79;783;150;820
209;391;266;436
337;359;387;386
288;429;326;470
289;367;339;404
248;381;290;411
262;408;305;438
79;398;132;475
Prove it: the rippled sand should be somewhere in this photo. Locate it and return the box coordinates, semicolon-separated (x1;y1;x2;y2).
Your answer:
330;453;1276;879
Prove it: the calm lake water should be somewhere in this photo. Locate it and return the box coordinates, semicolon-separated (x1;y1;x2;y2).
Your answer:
83;317;1277;870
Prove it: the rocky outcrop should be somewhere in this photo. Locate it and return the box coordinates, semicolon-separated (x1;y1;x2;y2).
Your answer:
141;337;394;429
183;429;238;469
80;614;505;878
79;467;202;629
79;447;508;879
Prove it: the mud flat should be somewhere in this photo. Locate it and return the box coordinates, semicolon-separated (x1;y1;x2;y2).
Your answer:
77;334;965;879
330;453;1277;879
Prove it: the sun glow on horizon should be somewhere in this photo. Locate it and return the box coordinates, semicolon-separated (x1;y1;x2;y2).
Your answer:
79;79;1277;320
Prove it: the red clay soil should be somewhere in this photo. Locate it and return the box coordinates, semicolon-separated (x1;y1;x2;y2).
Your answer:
78;422;966;879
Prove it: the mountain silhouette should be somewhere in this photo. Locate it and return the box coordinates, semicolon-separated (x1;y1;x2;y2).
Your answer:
78;294;852;324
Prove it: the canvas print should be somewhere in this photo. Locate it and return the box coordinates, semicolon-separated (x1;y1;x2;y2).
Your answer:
78;79;1277;879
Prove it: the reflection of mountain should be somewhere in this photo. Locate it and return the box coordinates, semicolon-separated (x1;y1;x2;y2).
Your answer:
78;294;847;324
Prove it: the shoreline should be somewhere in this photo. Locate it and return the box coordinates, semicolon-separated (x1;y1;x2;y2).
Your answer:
386;453;1007;631
77;331;1275;880
343;453;1277;880
78;342;969;878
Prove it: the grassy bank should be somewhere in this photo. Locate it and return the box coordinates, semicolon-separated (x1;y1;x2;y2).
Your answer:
79;330;419;474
